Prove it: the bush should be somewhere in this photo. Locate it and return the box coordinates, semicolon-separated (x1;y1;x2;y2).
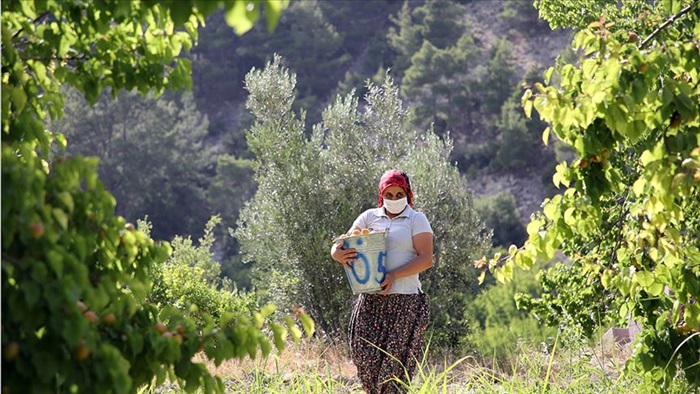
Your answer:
464;264;557;363
148;216;258;326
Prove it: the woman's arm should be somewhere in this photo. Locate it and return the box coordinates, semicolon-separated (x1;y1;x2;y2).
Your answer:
330;225;361;268
379;232;433;294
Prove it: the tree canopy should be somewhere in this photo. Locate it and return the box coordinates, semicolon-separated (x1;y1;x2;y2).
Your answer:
484;0;700;387
1;1;315;393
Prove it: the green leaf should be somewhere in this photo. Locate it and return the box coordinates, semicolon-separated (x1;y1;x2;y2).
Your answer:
544;67;554;84
619;302;629;319
56;191;74;213
647;281;664;297
522;89;533;118
170;1;193;26
46;250;63;276
684;304;700;329
9;86;28;114
62;317;85;347
299;313;314;338
260;304;277;317
52;208;69;230
270;322;287;352
258;336;271;357
54;133;67;151
601;269;612;288
252;312;263;329
477;270;486;285
656;311;670;331
542;126;550;146
225;1;256;35
637;271;653;287
23;281;40;308
632;178;646;196
289;325;302;342
263;0;287;32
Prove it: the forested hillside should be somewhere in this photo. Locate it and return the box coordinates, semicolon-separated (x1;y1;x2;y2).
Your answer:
56;0;571;283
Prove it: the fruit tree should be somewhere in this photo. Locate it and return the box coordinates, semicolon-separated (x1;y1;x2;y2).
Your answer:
483;0;699;389
2;1;313;393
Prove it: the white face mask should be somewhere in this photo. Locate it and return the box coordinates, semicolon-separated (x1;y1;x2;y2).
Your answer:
383;197;408;214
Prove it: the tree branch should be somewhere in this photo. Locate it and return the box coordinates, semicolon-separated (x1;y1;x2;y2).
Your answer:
640;0;700;49
607;192;631;268
12;11;52;39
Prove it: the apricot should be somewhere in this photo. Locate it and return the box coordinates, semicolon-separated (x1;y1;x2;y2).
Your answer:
76;300;88;313
83;311;98;324
351;230;361;236
75;344;90;361
75;339;90;360
102;313;116;326
29;222;44;239
155;322;168;334
3;342;19;361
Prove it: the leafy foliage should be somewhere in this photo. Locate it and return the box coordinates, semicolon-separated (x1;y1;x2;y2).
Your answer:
1;1;317;393
464;265;557;363
534;0;655;30
149;216;258;325
516;261;620;338
480;38;518;115
53;88;213;241
235;57;489;342
486;0;700;388
192;1;387;129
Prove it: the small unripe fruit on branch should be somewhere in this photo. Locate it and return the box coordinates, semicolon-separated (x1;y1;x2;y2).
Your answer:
3;342;19;361
29;222;44;239
155;322;168;334
83;311;98;324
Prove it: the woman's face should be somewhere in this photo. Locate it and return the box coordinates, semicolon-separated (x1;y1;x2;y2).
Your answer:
383;185;406;201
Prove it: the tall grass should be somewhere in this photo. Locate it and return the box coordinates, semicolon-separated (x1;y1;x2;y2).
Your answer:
144;333;695;394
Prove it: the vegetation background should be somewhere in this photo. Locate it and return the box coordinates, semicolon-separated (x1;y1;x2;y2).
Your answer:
4;0;699;392
54;0;574;362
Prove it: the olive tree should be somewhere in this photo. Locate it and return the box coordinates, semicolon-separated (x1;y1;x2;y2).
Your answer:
235;56;489;342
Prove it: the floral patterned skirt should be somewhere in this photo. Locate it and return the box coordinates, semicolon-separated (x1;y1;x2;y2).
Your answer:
348;293;430;394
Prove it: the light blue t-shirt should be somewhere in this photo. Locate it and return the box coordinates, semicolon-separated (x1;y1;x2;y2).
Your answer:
351;205;433;294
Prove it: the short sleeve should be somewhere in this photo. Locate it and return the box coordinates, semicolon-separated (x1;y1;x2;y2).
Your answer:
351;209;372;232
411;212;433;236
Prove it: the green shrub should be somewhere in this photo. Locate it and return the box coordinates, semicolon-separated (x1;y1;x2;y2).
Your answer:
148;216;257;325
464;265;556;363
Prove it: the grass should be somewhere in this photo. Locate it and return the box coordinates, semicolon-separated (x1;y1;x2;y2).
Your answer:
143;333;694;393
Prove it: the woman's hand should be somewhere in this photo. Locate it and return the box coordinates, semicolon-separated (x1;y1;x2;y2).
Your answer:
331;241;357;269
379;272;396;295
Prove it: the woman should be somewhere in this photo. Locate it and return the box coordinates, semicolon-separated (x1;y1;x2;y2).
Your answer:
331;169;433;394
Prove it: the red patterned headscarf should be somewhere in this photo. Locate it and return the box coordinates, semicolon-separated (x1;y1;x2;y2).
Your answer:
377;170;413;207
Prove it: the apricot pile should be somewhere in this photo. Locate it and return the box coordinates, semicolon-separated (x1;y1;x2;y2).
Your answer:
338;228;382;239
